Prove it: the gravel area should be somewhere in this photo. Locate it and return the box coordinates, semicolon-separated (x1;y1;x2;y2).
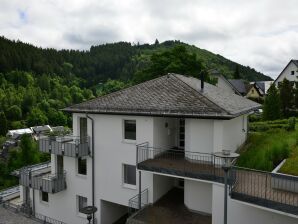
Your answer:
0;207;40;224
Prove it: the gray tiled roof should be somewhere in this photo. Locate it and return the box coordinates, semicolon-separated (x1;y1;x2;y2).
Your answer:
228;79;247;95
63;74;260;119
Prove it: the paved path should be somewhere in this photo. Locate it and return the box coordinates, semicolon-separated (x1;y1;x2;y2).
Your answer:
0;207;39;224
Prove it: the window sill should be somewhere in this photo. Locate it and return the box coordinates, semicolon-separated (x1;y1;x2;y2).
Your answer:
122;139;136;145
40;201;49;206
76;173;87;179
123;183;137;190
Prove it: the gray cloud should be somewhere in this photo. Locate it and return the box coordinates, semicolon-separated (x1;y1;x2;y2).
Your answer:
0;0;298;78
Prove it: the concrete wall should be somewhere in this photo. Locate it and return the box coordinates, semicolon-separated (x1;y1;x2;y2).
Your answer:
153;117;177;148
153;174;174;203
100;200;127;224
222;115;247;152
185;119;214;153
212;184;298;224
184;180;212;214
275;61;298;84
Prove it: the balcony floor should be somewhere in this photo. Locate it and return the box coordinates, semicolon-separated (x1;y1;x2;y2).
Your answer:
129;188;211;224
138;151;224;182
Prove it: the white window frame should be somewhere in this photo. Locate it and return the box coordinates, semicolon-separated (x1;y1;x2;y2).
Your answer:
122;119;136;144
40;191;49;205
77;195;88;216
76;157;87;176
122;164;137;189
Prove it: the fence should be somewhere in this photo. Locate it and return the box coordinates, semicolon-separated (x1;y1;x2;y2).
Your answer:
230;166;298;216
20;168;66;193
39;135;90;157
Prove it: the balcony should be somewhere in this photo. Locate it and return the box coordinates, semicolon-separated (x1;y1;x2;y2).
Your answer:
38;135;90;157
19;163;66;194
230;166;298;216
137;144;225;183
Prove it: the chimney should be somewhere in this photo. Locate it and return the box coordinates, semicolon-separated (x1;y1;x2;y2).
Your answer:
201;73;204;92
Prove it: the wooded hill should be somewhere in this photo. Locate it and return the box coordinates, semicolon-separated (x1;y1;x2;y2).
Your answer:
0;36;271;88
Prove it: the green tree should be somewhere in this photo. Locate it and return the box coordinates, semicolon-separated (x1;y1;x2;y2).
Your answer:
27;108;48;127
133;45;205;83
234;65;241;79
263;85;281;120
47;109;67;126
19;134;40;165
279;79;294;117
22;91;36;114
7;105;22;120
0;111;8;136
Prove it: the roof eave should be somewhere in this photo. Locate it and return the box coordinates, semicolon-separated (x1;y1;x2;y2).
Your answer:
61;106;261;120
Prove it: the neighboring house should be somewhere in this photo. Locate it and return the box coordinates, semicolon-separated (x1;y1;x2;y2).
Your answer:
246;83;265;99
3;74;298;224
274;59;298;86
6;128;33;139
31;125;52;136
246;81;273;99
228;79;248;96
209;70;248;96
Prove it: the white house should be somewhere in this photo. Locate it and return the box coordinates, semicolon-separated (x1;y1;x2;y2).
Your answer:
6;74;298;224
274;59;298;86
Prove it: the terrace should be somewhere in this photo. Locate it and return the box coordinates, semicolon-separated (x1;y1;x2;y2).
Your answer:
136;144;298;216
127;188;211;224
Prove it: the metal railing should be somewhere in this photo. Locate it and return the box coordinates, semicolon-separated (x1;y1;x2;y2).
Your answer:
230;166;298;216
20;166;67;193
137;144;225;183
33;212;67;224
39;135;90;157
1;201;66;224
128;189;149;215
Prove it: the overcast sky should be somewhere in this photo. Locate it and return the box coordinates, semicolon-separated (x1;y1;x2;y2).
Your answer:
1;0;297;79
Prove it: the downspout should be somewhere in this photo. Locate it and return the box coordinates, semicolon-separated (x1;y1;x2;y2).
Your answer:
86;114;95;224
32;189;35;217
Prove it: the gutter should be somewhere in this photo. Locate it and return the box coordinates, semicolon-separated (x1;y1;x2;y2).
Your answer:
86;114;95;224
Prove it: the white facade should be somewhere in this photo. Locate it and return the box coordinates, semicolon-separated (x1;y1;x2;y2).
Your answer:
275;60;298;85
20;112;298;224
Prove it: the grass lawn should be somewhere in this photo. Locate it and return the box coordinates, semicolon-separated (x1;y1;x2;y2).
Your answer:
237;128;298;175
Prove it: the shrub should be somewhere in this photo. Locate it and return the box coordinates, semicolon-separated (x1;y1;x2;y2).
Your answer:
287;117;296;131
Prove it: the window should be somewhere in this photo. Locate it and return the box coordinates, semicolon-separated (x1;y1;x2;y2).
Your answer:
80;117;87;142
291;70;295;75
41;191;48;203
123;164;136;186
77;196;87;213
124;120;136;140
78;158;87;175
251;89;254;94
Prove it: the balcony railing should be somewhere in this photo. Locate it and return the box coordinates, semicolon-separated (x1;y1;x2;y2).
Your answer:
137;143;225;183
230;166;298;216
39;135;90;157
19;165;66;194
128;189;149;215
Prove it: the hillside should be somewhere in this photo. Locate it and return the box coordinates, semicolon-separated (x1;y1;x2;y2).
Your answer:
0;37;271;87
